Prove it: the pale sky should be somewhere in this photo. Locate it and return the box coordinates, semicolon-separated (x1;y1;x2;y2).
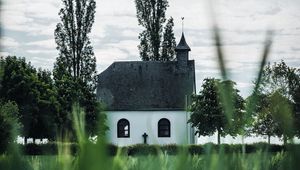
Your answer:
1;0;300;97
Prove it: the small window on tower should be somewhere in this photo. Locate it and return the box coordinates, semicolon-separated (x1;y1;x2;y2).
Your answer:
158;118;170;137
117;119;130;138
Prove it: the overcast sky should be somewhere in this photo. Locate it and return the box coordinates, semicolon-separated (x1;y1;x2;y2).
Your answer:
1;0;300;97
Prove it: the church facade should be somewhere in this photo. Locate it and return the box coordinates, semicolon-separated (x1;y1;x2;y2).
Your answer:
96;33;196;146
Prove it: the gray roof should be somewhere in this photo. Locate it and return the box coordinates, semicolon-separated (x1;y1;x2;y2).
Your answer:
175;33;191;51
97;60;195;111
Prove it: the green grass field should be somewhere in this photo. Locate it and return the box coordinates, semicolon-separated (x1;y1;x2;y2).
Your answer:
0;150;297;170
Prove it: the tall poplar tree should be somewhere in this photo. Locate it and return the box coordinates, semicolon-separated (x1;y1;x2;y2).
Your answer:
161;17;176;61
54;0;104;138
135;0;176;61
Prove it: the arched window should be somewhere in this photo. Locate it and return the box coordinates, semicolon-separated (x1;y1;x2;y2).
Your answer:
158;118;170;137
117;119;130;138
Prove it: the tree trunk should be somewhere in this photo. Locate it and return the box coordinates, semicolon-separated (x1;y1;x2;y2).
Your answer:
242;135;245;154
268;135;270;144
283;134;287;145
25;136;28;144
217;130;221;145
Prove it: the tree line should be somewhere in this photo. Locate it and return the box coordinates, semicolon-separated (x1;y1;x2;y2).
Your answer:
0;0;107;150
0;0;176;152
189;60;300;144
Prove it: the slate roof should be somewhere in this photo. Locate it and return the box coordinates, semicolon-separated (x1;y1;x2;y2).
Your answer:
175;33;191;51
96;60;195;111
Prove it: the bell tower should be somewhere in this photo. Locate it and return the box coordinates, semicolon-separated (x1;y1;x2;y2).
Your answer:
175;33;191;69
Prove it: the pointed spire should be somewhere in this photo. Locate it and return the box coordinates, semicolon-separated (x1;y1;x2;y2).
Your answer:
175;33;191;51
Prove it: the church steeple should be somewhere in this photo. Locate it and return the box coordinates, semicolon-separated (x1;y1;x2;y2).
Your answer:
175;33;191;69
175;33;191;51
175;17;191;52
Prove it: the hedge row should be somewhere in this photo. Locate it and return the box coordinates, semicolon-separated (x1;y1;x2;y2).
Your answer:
17;143;299;156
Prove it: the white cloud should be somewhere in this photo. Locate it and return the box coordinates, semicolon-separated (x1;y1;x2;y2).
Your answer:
106;40;139;57
0;37;20;48
0;52;10;57
27;49;57;54
26;39;56;49
95;47;129;66
1;0;59;34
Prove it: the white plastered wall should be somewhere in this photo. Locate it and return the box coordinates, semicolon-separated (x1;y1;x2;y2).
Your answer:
106;111;195;146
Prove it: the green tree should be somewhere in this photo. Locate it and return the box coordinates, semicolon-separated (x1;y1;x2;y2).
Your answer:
260;60;299;101
0;56;38;142
135;0;176;61
188;78;245;144
255;60;300;144
251;93;278;144
294;85;300;137
252;91;294;144
161;17;176;61
0;101;20;154
33;69;59;141
54;0;106;138
0;56;58;142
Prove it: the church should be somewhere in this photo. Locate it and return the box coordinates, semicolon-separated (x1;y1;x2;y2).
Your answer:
96;33;196;146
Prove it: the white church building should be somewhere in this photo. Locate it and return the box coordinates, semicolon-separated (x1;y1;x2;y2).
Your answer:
97;33;196;146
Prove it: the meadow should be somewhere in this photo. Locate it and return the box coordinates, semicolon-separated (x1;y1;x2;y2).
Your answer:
0;144;299;170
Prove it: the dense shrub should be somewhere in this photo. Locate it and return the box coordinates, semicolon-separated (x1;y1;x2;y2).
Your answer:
107;144;118;155
21;143;78;155
161;144;178;155
127;144;158;156
188;145;204;155
17;143;297;156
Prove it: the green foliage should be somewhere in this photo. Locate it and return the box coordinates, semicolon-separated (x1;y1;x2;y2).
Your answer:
54;0;107;138
161;17;176;61
189;78;223;137
251;93;280;143
70;104;111;170
188;78;245;144
259;60;299;101
294;85;300;137
211;25;274;148
0;101;20;154
252;61;300;143
135;0;176;61
35;69;59;140
0;56;58;141
2;142;298;170
252;92;294;143
54;0;97;82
